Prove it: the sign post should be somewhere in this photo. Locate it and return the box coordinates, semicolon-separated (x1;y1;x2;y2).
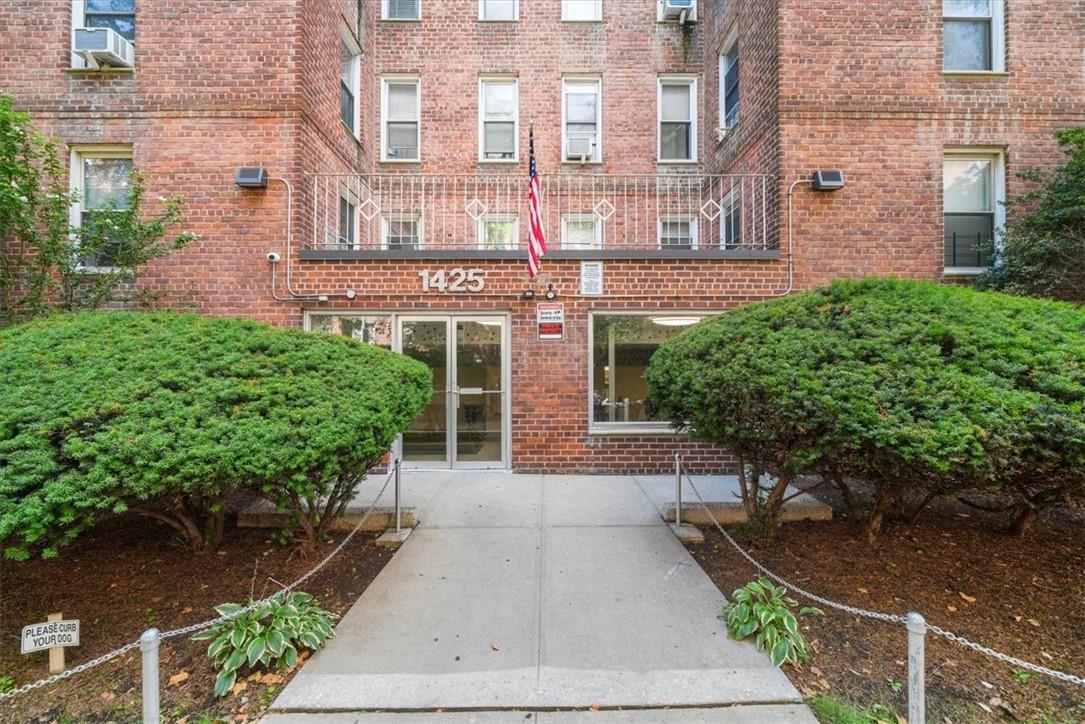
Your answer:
21;614;80;674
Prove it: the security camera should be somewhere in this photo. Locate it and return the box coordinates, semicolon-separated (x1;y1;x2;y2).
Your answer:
266;252;281;263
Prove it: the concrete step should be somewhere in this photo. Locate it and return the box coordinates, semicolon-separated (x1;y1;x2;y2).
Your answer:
263;704;818;723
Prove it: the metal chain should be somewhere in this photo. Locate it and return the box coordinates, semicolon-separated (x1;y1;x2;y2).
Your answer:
680;468;1085;687
0;464;396;702
926;623;1085;686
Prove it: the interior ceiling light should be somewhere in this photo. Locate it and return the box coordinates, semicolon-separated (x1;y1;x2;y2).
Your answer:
650;316;701;327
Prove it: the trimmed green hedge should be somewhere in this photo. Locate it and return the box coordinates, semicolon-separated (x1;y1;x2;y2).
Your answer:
647;278;1085;539
0;311;431;558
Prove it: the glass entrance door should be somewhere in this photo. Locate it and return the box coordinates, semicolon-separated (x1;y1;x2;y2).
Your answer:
397;315;508;469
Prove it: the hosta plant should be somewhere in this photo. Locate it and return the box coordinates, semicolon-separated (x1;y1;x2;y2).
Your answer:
192;592;335;696
721;578;822;667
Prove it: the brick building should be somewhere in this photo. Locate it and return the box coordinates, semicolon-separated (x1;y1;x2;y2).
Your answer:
2;0;1083;473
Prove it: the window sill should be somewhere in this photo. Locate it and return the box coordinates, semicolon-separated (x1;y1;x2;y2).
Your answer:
588;425;686;437
479;18;518;23
380;158;421;164
381;17;421;22
561;19;603;23
67;67;135;75
716;124;737;145
561;160;603;166
942;70;1009;78
299;248;781;261
657;159;699;165
478;158;520;165
943;266;988;276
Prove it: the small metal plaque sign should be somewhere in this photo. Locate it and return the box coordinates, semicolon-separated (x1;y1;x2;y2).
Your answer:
580;261;604;296
537;302;565;341
21;619;80;654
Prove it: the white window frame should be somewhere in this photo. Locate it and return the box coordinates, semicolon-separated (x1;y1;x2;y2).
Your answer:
561;214;603;250
587;310;709;434
382;0;421;21
562;0;602;21
479;0;518;21
658;76;697;163
69;144;133;272
718;28;739;135
942;0;1005;74
340;26;362;140
381;76;421;163
381;213;423;250
478;77;519;163
561;76;602;164
333;187;360;250
476;213;520;250
71;0;136;70
658;215;699;250
943;146;1005;275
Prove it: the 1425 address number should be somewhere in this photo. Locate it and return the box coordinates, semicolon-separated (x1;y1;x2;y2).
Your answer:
418;268;485;293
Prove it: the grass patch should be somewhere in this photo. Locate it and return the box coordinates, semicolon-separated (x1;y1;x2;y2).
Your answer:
811;696;898;724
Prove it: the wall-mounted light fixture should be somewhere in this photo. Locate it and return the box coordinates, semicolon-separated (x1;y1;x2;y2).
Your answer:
520;289;536;300
234;166;269;189
811;170;845;192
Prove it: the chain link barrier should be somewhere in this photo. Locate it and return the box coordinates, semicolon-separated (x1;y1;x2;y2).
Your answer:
680;469;1085;688
0;464;396;703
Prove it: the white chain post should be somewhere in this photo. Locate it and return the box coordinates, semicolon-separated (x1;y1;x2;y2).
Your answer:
139;628;161;724
394;458;402;534
906;612;926;724
674;453;682;527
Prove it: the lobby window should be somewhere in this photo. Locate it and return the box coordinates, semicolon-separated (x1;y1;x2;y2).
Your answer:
382;214;422;249
562;214;602;250
382;77;420;161
479;78;518;161
309;314;393;349
383;0;420;20
70;146;133;269
478;214;519;250
659;216;698;249
943;0;1004;72
590;313;704;430
719;34;739;131
340;31;361;137
563;77;601;162
944;149;1004;271
480;0;517;20
658;78;696;162
562;0;602;21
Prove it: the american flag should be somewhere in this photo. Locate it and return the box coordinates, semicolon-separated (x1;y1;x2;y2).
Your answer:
526;126;548;278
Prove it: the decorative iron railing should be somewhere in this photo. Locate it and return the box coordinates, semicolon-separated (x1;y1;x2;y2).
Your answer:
305;173;779;254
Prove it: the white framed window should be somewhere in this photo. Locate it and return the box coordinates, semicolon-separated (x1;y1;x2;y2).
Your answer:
381;77;420;161
718;31;739;133
943;0;1005;73
480;0;517;21
383;0;420;20
477;214;519;250
331;189;359;249
658;77;697;162
561;214;603;250
71;0;136;69
69;145;133;270
589;311;707;432
721;188;742;249
562;0;602;21
340;28;361;138
943;148;1005;272
658;216;698;250
382;214;422;250
479;78;518;162
562;77;602;163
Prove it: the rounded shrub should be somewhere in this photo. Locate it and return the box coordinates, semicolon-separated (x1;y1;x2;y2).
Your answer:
0;311;431;558
647;278;1085;539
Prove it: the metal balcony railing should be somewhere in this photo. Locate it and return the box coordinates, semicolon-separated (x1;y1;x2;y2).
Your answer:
305;173;779;255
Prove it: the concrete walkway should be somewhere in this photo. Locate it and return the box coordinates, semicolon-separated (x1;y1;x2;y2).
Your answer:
265;473;817;723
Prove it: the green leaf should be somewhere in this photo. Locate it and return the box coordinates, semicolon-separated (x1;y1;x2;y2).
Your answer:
214;603;245;617
770;639;790;667
230;626;247;649
213;669;237;697
223;648;246;674
266;630;285;657
734;619;758;640
277;644;299;671
246;636;267;668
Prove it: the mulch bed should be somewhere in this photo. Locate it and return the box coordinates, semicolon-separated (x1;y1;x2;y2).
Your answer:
688;510;1085;723
0;517;393;723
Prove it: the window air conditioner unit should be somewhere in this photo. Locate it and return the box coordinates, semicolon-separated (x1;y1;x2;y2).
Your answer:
73;27;134;69
566;136;595;163
661;0;695;22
